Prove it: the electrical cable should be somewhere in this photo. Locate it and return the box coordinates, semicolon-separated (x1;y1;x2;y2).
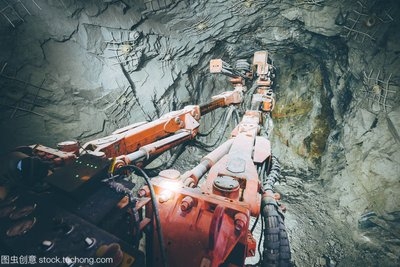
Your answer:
102;176;141;251
232;106;240;125
166;144;187;168
260;160;266;182
142;143;187;176
144;163;167;177
116;165;169;267
243;82;258;110
194;106;236;149
250;215;259;233
189;141;214;152
197;108;227;137
262;155;280;191
258;212;264;265
263;155;272;182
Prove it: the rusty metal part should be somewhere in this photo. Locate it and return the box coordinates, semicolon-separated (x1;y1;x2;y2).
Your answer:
201;112;262;217
234;212;248;232
181;139;233;187
82;105;200;159
253;51;269;76
213;175;240;199
57;141;80;156
138;186;150;198
200;88;243;116
122;131;193;164
180;196;195;212
31;144;76;166
148;176;250;267
246;231;257;257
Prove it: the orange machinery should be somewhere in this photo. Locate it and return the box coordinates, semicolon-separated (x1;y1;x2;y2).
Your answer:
146;110;269;267
27;74;245;172
138;51;290;267
0;51;289;267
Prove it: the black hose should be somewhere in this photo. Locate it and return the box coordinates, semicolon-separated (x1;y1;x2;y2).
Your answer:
188;141;214;152
258;213;264;265
232;107;240;125
194;106;236;149
166;144;186;169
106;180;141;250
144;163;167;177
250;214;259;233
116;165;169;267
262;156;280;191
197;108;227;137
244;82;258;110
260;156;291;267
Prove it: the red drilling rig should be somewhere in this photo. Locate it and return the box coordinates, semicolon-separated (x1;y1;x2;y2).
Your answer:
0;51;290;267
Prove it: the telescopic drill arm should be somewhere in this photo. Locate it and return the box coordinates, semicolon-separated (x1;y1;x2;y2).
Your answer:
23;67;249;172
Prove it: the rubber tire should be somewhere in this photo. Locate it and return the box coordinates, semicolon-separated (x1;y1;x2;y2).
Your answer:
262;204;291;267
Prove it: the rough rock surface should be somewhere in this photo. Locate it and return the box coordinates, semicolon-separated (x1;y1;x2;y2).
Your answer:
0;0;399;266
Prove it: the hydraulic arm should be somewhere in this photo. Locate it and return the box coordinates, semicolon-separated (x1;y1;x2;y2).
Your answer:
0;51;290;267
138;51;290;267
20;78;247;175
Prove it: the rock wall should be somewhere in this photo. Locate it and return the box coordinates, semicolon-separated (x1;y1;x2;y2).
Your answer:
0;0;399;265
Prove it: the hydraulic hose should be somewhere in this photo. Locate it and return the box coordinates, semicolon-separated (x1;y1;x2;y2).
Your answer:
107;180;141;251
116;165;169;267
194;105;236;149
261;156;291;267
262;155;280;191
197;108;227;137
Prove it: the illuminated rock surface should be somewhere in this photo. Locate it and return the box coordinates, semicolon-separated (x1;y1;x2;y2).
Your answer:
0;0;399;266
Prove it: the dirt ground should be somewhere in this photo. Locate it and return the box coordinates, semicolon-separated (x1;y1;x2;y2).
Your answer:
269;174;400;267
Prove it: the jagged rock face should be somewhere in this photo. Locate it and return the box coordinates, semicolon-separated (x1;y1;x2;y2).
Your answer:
0;0;399;266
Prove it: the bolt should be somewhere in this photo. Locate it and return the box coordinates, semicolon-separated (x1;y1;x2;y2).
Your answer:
235;219;245;232
190;110;200;120
234;213;248;232
138;190;145;197
138;186;149;197
159;194;169;203
180;196;194;212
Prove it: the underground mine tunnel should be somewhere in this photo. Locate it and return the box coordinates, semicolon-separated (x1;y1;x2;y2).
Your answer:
0;0;399;266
